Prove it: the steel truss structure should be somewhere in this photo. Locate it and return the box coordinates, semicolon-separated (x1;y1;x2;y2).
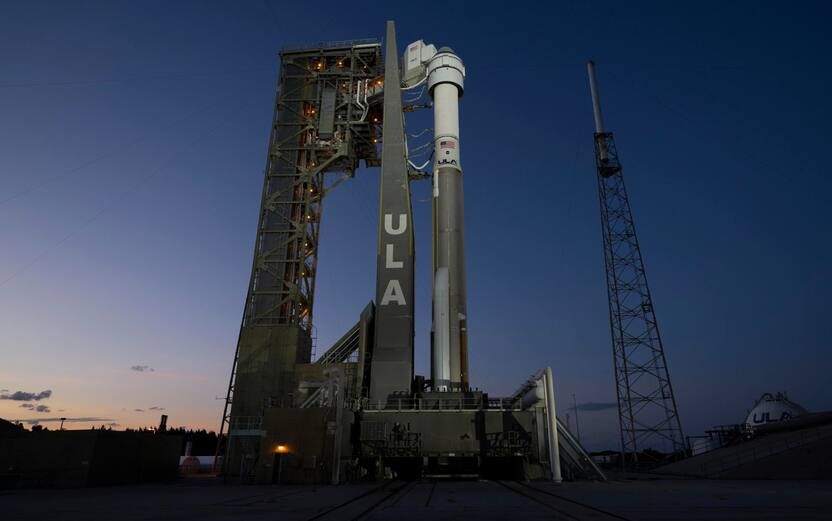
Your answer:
216;40;384;478
593;132;686;464
246;42;383;331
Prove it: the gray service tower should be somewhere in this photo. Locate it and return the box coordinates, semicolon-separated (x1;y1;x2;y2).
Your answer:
218;21;603;484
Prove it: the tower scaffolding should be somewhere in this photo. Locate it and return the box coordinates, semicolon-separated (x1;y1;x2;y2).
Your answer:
217;40;384;482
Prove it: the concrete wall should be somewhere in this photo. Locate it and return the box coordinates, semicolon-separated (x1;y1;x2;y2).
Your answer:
0;430;96;488
255;408;354;484
233;325;312;416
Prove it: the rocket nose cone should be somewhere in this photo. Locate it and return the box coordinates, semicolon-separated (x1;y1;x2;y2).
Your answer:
437;46;456;55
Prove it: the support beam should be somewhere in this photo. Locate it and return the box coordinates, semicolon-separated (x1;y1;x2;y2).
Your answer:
370;21;416;403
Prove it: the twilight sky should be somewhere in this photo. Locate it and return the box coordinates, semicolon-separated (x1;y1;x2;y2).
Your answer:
0;1;829;450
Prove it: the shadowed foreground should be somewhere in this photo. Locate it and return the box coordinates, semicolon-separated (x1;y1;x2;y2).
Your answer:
3;477;832;520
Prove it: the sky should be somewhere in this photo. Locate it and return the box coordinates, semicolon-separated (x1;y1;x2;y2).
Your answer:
0;1;830;450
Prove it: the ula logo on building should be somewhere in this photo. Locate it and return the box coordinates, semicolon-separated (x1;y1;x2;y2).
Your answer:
381;213;407;306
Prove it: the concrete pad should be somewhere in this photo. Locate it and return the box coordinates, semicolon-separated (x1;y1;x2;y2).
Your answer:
3;477;831;520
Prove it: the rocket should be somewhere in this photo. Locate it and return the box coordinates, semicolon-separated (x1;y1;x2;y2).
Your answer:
402;41;468;391
422;45;468;391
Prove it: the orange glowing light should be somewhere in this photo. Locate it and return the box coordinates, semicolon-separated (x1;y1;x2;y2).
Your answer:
276;445;289;453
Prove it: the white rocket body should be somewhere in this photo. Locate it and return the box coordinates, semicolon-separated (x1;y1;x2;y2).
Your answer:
403;41;468;391
432;267;451;390
429;48;467;390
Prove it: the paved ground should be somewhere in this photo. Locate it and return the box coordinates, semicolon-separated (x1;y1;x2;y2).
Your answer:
2;477;831;520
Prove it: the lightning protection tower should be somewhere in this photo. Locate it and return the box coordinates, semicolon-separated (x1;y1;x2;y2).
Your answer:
586;61;685;466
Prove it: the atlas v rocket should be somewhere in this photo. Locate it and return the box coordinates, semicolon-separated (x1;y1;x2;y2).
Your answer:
425;44;468;392
371;22;468;401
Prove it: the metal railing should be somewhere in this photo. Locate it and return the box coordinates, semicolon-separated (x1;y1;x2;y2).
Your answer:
229;416;263;432
315;323;359;365
489;397;523;410
281;38;380;53
361;396;521;412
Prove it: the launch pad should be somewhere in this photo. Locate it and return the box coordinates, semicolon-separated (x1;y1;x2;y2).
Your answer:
10;478;832;521
217;21;603;485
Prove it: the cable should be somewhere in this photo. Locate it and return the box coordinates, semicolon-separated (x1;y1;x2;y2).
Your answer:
404;84;426;103
0;93;231;208
408;128;433;139
408;158;431;171
0;110;234;291
408;141;433;154
0;153;111;206
0;66;274;89
401;75;427;91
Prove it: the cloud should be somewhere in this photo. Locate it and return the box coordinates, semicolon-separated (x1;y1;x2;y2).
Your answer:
17;417;114;425
134;409;144;412
19;403;34;409
35;405;51;413
576;402;619;412
0;389;52;401
130;365;154;372
148;406;165;411
105;422;120;427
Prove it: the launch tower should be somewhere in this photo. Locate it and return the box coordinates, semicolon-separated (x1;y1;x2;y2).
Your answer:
218;40;384;482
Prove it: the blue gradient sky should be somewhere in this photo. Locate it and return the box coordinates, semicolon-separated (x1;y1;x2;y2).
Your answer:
1;1;829;450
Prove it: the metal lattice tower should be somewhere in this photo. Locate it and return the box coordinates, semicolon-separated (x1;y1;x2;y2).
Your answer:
243;41;383;333
587;61;685;465
216;40;384;481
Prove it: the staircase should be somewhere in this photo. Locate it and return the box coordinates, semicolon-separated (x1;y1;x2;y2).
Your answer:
316;321;361;365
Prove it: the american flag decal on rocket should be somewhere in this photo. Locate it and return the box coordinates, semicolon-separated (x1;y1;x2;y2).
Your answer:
440;140;456;149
